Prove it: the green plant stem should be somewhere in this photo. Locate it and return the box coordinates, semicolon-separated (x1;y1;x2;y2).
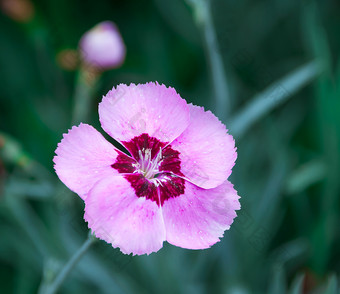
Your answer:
187;0;231;117
71;67;100;125
43;234;96;294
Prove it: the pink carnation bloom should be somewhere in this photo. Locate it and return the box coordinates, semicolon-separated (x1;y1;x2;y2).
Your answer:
54;83;240;255
79;21;126;70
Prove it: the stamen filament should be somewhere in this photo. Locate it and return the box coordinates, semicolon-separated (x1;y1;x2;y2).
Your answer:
138;147;163;179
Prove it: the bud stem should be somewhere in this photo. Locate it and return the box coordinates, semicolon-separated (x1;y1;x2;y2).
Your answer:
72;66;100;125
40;233;96;294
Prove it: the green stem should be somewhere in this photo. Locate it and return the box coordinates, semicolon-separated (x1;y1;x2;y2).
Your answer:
42;234;96;294
71;67;100;125
187;0;231;117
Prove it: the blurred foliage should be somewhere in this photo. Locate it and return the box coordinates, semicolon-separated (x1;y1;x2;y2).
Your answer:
1;0;340;293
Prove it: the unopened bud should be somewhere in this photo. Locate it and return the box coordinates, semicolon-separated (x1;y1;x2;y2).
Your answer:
79;21;126;71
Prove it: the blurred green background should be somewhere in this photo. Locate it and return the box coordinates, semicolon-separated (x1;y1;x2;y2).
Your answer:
1;0;340;293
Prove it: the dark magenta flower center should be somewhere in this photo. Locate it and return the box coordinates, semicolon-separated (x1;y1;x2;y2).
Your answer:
112;133;185;206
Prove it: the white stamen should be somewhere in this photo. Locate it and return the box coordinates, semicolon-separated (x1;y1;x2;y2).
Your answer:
137;147;163;179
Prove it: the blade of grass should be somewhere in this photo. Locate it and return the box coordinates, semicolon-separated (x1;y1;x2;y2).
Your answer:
5;195;52;258
285;159;327;195
302;1;340;275
289;273;305;294
229;60;323;138
324;274;338;294
268;266;286;294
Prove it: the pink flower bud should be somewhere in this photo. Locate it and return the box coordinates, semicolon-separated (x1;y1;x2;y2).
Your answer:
79;21;126;70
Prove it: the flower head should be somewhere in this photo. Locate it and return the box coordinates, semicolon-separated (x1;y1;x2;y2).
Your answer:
79;21;126;70
54;82;240;255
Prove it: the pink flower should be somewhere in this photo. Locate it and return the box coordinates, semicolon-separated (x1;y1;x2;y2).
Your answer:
79;21;126;70
54;83;240;255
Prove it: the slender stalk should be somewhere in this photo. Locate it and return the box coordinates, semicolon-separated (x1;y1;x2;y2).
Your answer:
71;66;100;125
42;234;96;294
187;0;231;118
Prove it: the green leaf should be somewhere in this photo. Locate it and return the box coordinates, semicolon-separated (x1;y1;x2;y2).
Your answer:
229;61;323;138
268;266;286;294
324;274;338;294
289;273;305;294
285;159;327;195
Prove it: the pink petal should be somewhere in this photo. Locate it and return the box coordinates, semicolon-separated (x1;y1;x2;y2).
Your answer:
99;83;190;144
84;176;166;255
162;180;240;249
53;123;119;200
171;104;237;189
